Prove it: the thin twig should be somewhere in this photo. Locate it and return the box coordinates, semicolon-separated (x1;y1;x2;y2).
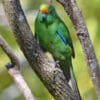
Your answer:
0;35;35;100
7;64;35;100
0;35;19;69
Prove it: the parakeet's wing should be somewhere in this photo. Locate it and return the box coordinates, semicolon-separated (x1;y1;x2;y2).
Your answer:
35;15;48;52
56;23;75;58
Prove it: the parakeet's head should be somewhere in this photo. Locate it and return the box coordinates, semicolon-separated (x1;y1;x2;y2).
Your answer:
39;4;56;24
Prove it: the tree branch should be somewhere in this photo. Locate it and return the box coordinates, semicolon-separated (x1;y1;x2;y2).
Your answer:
0;35;35;100
56;0;100;99
2;0;81;100
0;35;19;69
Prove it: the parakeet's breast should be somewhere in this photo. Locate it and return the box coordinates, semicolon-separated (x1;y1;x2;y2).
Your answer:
35;19;71;60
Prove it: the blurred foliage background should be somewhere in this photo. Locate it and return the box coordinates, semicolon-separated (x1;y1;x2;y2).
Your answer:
0;0;100;100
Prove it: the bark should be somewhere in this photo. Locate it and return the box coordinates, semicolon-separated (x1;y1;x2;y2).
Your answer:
0;35;35;100
56;0;100;99
2;0;80;100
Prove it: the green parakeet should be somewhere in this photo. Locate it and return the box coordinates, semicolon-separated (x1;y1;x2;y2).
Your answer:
35;4;81;98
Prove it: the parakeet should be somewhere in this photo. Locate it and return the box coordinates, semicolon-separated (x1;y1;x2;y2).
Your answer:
35;4;81;98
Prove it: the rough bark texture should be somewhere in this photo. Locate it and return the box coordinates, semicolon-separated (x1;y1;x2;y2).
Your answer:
3;0;80;100
57;0;100;99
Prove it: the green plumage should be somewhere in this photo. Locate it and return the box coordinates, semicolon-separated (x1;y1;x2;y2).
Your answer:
35;4;75;80
35;5;81;99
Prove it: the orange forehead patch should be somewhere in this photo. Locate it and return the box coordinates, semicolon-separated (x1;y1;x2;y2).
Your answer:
41;9;49;14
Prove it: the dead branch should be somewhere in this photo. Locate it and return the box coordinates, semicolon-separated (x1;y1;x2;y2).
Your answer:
0;35;35;100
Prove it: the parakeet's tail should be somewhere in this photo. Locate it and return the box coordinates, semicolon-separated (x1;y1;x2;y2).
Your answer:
58;58;81;99
70;66;82;100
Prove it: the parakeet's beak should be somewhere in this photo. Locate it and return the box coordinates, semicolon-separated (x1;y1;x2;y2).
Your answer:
42;13;47;21
41;9;48;21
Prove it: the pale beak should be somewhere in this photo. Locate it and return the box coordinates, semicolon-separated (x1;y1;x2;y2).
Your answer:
42;13;47;21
